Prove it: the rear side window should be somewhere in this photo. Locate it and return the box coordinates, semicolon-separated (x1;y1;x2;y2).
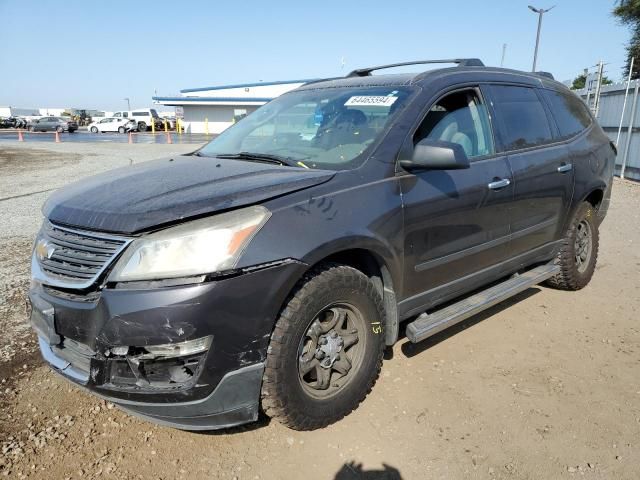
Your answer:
489;85;553;151
540;88;592;139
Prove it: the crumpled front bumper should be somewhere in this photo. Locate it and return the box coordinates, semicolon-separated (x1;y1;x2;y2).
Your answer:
38;336;265;430
29;260;307;430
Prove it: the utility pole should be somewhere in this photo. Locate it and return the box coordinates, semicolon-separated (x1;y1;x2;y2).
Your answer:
528;5;555;71
501;43;507;67
616;57;635;147
593;60;605;118
124;97;130;111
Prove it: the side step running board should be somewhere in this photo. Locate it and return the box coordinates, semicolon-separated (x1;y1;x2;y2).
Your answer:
405;264;560;343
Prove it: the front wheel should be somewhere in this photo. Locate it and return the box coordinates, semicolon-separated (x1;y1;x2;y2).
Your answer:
137;122;147;132
547;202;599;290
90;126;98;133
261;264;385;430
118;126;125;134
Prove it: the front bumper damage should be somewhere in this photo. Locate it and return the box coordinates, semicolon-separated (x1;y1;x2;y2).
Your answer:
29;260;306;430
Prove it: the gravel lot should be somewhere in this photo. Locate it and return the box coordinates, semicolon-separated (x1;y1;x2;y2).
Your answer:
0;142;639;479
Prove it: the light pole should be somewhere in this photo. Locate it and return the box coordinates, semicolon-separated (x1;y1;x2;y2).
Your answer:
124;97;130;111
528;5;555;72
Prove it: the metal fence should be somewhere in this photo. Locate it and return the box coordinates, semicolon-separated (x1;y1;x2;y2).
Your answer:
575;80;640;181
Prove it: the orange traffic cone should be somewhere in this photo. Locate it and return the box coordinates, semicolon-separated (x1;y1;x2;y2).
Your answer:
166;131;172;144
55;131;61;143
128;132;133;144
18;130;24;142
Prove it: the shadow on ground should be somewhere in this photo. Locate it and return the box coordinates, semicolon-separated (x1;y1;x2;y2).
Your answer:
334;461;402;479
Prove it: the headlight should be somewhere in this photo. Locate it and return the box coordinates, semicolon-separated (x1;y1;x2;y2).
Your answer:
108;206;270;282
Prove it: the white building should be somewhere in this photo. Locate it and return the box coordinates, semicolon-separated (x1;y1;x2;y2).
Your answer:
0;106;40;117
152;79;318;134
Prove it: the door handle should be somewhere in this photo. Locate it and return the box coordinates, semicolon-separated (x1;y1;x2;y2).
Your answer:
557;163;573;173
488;178;511;190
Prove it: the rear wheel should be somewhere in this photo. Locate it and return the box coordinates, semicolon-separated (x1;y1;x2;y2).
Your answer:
261;264;385;430
547;202;599;290
90;126;98;133
137;122;147;132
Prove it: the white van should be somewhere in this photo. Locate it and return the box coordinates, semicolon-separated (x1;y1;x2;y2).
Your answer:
112;108;162;132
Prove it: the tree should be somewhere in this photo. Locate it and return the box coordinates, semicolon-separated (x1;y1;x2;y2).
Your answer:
571;73;613;90
613;0;640;79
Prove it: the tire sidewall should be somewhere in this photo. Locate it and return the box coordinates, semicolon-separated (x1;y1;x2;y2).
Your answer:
265;267;385;426
566;203;599;288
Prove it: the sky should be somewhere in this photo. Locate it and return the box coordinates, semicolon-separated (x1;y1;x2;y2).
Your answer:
0;0;631;111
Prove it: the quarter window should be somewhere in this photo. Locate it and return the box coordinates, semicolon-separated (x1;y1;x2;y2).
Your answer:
414;89;494;158
489;85;553;151
540;88;592;139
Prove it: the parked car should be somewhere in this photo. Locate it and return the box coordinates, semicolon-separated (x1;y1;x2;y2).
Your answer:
112;108;162;132
88;117;137;133
28;59;614;432
161;116;176;130
0;116;27;128
29;116;78;133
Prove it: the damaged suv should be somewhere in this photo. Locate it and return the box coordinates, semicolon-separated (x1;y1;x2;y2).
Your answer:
29;59;615;431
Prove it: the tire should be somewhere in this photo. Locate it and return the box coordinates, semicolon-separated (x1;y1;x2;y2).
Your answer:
546;202;599;290
118;126;125;134
261;263;385;430
137;122;147;132
90;126;98;133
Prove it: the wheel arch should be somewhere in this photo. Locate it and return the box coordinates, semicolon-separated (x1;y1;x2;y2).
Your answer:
583;187;605;210
570;181;606;219
301;246;401;346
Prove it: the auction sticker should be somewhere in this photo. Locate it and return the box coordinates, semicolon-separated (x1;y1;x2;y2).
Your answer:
344;96;398;107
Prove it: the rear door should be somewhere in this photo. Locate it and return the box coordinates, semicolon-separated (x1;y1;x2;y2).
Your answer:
485;84;574;259
399;87;514;315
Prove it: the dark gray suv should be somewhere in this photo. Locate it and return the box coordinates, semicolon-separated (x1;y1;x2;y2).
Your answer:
28;59;615;431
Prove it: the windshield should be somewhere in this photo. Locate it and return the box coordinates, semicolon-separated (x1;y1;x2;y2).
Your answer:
198;86;415;170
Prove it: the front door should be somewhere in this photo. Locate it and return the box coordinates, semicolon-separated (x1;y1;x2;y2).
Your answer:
399;87;513;317
485;85;574;258
41;117;53;131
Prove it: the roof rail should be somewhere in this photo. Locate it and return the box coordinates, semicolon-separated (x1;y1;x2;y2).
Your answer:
534;71;555;80
347;58;485;77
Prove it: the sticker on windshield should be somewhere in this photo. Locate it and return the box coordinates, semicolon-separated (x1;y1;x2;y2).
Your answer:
344;96;398;107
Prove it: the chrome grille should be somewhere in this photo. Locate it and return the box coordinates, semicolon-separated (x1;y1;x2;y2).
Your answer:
34;222;132;289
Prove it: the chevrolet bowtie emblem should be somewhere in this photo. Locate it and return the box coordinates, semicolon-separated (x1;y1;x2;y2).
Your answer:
35;239;56;261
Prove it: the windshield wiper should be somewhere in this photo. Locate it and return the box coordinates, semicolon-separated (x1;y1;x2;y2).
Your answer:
214;152;299;167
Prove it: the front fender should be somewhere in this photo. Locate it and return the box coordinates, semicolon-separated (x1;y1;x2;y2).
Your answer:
238;174;405;294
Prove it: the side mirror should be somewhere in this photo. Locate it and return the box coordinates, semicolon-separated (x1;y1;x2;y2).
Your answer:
401;139;470;171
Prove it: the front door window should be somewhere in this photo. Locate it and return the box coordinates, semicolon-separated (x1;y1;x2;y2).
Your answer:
414;89;494;159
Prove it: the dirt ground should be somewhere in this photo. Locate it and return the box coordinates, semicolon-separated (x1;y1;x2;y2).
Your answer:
0;143;639;480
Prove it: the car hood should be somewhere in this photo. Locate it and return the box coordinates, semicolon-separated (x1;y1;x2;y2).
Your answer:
44;155;336;234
